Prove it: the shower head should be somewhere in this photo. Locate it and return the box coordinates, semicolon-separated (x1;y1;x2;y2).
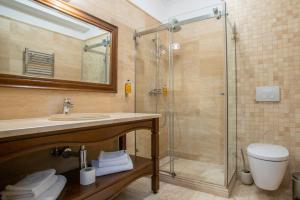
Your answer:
170;19;182;32
172;25;182;32
213;7;222;20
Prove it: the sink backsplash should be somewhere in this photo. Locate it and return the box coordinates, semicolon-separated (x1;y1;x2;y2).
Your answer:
0;87;134;120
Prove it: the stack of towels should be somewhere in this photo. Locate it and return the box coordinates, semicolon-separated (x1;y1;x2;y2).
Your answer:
1;169;66;200
91;150;133;176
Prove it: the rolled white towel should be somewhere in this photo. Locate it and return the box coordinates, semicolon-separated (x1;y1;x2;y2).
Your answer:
2;170;57;199
2;175;66;200
92;155;133;176
98;150;128;162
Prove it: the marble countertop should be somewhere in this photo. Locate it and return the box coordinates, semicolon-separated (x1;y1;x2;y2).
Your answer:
0;113;160;139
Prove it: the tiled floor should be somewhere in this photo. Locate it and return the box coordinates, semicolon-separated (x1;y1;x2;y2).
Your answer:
160;157;224;185
115;178;291;200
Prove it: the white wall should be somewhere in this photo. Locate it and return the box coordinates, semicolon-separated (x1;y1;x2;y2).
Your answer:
128;0;223;22
166;0;222;21
128;0;166;22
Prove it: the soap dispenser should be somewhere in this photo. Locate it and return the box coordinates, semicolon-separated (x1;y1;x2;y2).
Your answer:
162;85;168;96
125;80;132;96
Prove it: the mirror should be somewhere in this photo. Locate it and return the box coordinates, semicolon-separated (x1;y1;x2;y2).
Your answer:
0;0;118;92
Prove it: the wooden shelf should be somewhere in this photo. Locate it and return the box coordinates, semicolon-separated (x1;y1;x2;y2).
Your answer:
58;156;152;200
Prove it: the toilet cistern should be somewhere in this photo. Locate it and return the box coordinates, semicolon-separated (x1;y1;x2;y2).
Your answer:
63;98;73;114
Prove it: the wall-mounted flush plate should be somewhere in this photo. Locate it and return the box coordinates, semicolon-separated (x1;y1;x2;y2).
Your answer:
256;86;280;102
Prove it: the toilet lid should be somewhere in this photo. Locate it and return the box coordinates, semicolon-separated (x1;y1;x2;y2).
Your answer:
247;143;289;161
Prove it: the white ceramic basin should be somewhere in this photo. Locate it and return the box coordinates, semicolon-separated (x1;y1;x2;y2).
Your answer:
48;113;110;121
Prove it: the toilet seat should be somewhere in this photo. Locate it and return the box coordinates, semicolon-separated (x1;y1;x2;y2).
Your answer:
247;143;289;162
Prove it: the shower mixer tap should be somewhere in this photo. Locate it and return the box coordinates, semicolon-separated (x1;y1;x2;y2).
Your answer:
149;88;163;96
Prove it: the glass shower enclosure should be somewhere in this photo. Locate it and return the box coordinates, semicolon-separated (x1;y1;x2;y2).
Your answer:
132;2;236;190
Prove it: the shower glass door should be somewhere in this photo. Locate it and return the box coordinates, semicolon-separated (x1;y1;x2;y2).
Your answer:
165;5;226;185
133;29;172;173
226;13;237;185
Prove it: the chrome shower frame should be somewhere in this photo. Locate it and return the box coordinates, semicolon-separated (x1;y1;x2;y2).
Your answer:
133;7;223;40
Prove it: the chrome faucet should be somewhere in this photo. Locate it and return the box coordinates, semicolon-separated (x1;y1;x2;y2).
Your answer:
63;98;73;114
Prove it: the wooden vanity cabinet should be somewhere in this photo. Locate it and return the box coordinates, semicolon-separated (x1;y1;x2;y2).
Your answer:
0;117;159;200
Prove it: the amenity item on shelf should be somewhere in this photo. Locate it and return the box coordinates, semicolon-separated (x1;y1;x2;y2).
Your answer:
80;167;96;186
1;169;66;200
91;150;133;176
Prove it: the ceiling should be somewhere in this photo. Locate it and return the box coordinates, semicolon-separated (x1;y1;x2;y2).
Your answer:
129;0;222;22
0;0;107;40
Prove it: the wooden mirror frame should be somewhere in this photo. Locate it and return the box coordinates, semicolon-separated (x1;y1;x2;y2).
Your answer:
0;0;118;92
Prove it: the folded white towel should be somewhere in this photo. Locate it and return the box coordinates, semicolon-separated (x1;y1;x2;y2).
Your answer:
2;175;57;200
2;170;57;199
92;155;129;168
2;175;66;200
92;155;133;176
98;150;128;162
35;175;66;200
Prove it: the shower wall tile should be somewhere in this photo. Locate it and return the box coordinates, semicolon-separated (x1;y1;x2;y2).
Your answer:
226;0;300;187
172;19;225;164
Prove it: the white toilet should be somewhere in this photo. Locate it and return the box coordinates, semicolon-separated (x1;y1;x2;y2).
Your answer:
247;143;289;190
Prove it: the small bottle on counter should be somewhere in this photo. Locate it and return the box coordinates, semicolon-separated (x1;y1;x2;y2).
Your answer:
80;145;87;169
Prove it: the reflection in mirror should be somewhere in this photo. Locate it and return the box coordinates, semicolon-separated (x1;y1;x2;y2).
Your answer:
0;0;111;84
82;33;111;84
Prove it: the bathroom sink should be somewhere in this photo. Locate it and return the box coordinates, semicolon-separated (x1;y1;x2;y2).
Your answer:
49;113;110;121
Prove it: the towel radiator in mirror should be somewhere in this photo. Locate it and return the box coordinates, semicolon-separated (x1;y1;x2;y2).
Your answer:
23;48;54;77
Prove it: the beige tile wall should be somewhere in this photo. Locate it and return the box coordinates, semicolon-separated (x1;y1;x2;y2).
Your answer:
226;0;300;186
